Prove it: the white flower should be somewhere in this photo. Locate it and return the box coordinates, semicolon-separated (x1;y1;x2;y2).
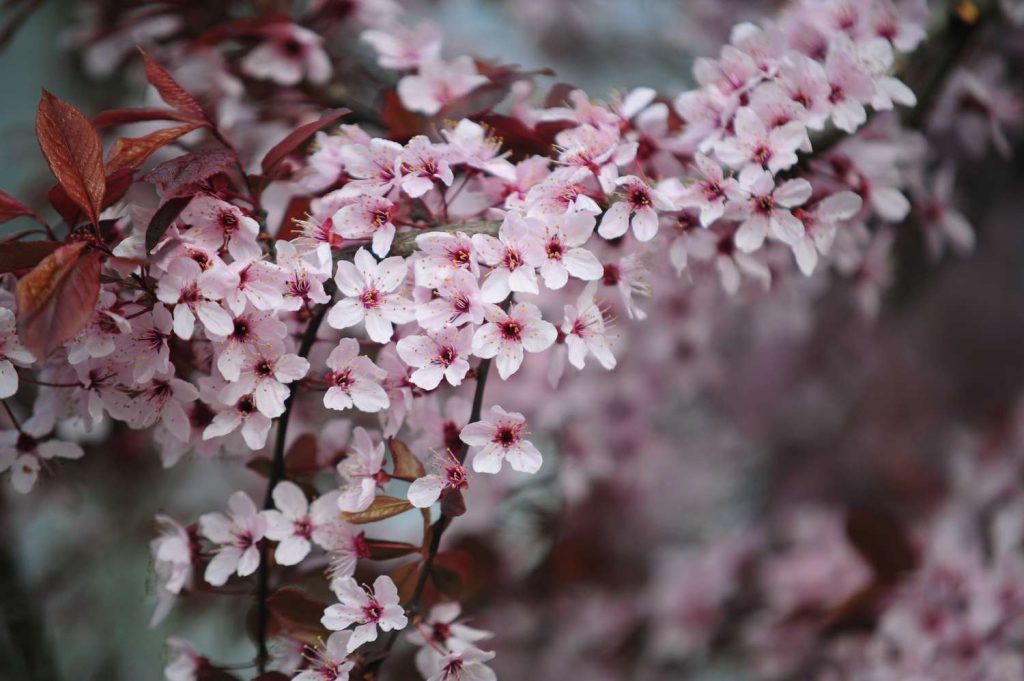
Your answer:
328;249;413;344
336;427;387;513
561;284;616;370
471;302;557;380
293;631;355;681
407;449;469;508
323;338;390;413
263;482;341;566
397;325;474;390
321;575;408;652
459;405;543;474
199;491;266;586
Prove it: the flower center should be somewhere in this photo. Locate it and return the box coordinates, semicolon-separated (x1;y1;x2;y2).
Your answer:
437;345;457;366
499;320;522;341
494;425;519;448
330;369;353;392
360;288;382;309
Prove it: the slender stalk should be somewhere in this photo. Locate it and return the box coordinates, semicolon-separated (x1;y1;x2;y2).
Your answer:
362;352;497;675
255;298;331;672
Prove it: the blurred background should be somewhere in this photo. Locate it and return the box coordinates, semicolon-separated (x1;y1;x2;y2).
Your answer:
2;1;1024;680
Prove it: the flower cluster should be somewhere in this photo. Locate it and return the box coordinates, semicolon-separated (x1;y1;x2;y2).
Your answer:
0;0;1013;679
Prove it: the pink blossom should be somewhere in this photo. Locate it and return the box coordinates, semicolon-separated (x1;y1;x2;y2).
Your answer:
408;602;493;677
199;491;266;586
413;231;480;288
121;305;173;383
179;196;262;262
459;405;542;474
322;575;408;652
263;482;340;565
397;56;488;116
399;135;455;198
397;325;474;390
240;23;330;86
824;37;878;133
791;190;863;275
155;258;236;340
599;175;675;242
150;514;196;626
219;351;309;418
293;631;355;681
361;21;442;70
471;301;556;379
472;213;546;303
336;426;387;512
407;449;469;508
425;647;496;681
0;418;83;494
202;392;273;449
339;138;404;196
561;284;616;371
728;169;811;252
676;153;741;227
274;240;333;311
714;107;809;182
441;120;516;181
332;194;399;257
207;309;288;382
533;212;603;289
414;269;486;330
222;259;287;316
0;307;34;399
328;248;413;343
524;167;601;217
323;338;390;413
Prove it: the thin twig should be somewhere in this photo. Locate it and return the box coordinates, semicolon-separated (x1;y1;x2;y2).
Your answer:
255;296;332;672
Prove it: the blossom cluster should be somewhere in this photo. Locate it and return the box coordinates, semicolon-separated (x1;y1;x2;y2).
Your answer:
2;0;1017;679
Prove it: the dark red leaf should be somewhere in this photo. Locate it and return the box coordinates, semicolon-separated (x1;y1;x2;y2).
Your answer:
146;196;193;252
0;241;62;274
102;169;136;209
440;488;466;518
544;82;577;108
285;433;321;477
106;124;203;174
261;109;348;179
381;91;427;142
276;196;312;241
94;107;203;129
144;148;236;199
15;241;103;359
139;48;213;126
266;587;326;641
845;507;917;585
196;666;242;681
47;183;84;229
391;561;421;603
35;91;106;226
477;114;569;161
0;190;42;225
365;539;419;561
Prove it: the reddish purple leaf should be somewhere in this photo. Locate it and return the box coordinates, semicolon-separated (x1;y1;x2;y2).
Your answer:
0;190;42;225
105;123;203;174
94;107;202;129
15;241;103;359
139;48;213;126
261;109;348;179
0;241;62;274
35;91;106;227
144;148;236;199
